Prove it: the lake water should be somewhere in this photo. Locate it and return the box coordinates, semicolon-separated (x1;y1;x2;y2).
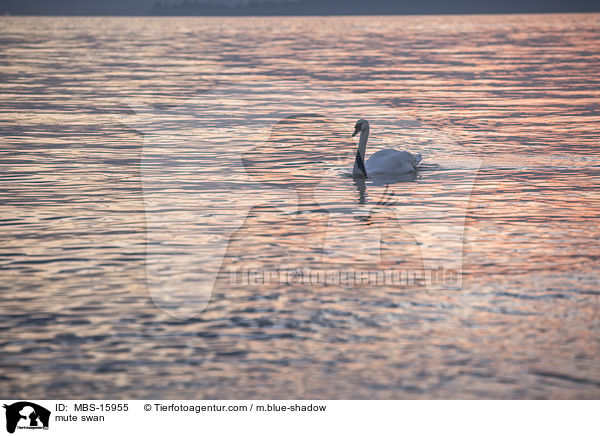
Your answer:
1;14;599;399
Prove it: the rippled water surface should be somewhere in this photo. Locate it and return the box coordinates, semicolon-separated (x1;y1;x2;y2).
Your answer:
1;14;600;399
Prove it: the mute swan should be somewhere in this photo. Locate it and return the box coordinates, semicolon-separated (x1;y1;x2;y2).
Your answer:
352;119;421;178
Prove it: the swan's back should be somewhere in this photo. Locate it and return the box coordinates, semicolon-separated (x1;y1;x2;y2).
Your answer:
366;149;421;175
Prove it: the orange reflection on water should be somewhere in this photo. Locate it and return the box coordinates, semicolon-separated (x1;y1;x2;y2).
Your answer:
0;14;599;399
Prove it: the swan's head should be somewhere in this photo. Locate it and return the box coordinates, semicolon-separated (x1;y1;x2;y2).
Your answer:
352;119;369;137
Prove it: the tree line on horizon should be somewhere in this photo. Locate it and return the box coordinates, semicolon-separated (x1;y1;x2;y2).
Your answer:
1;0;598;16
151;0;599;15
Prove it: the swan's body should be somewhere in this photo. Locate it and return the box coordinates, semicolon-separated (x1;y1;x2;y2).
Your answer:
352;119;421;179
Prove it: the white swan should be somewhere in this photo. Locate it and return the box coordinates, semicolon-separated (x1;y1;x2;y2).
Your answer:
352;119;421;179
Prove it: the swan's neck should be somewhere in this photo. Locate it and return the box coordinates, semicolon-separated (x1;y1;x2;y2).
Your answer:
353;126;369;178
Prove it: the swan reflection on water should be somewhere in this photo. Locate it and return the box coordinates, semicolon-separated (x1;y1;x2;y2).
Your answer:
353;171;419;203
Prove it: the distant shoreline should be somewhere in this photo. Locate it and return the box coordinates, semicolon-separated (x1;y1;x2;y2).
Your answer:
2;11;600;16
2;0;599;17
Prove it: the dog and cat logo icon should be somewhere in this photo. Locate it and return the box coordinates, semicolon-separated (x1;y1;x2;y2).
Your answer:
3;402;50;433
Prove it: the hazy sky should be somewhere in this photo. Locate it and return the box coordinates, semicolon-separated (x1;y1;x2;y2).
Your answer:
1;0;598;15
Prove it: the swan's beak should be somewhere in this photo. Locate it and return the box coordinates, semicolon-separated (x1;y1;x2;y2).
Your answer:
352;127;360;137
